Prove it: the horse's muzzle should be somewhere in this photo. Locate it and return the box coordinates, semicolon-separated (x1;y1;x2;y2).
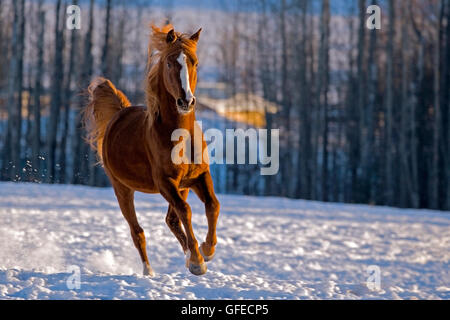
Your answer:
177;97;196;114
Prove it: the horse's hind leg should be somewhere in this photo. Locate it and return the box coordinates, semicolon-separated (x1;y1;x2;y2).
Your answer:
112;180;154;276
192;172;220;262
165;189;189;253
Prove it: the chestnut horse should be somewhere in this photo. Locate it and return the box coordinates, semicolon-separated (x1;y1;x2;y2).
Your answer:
83;25;220;276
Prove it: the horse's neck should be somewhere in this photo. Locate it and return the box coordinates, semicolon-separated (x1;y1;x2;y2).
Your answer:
157;90;196;133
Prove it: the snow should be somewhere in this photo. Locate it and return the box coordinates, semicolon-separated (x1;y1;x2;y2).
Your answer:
0;182;448;300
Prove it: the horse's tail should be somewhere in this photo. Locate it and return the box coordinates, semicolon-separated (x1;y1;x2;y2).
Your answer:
82;77;131;161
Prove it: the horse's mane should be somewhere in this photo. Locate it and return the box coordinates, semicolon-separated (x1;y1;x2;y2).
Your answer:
146;24;198;125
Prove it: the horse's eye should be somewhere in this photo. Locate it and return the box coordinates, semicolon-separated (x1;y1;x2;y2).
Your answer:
167;62;171;68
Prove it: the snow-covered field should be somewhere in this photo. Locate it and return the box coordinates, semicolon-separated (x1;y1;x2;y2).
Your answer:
0;182;448;300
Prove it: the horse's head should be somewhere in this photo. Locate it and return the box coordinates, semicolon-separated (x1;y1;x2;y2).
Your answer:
149;25;202;115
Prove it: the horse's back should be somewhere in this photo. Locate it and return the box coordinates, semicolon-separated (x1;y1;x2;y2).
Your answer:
103;106;157;193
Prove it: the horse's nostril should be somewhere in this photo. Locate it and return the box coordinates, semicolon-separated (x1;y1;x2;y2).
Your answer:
190;97;196;107
176;98;184;107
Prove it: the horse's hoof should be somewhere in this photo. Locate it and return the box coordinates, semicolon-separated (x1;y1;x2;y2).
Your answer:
143;263;155;277
185;250;207;275
200;243;215;262
188;261;207;276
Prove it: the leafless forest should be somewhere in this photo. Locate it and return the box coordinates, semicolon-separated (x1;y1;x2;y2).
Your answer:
0;0;449;210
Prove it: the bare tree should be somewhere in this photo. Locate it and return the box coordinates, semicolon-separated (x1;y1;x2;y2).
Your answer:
72;0;95;185
364;0;379;204
445;0;450;210
320;0;330;201
46;0;65;183
59;0;79;184
111;1;128;86
430;0;444;209
385;0;395;206
410;1;427;209
356;0;366;202
101;0;112;78
296;0;312;200
2;0;25;181
279;0;293;197
31;0;45;182
0;0;5;93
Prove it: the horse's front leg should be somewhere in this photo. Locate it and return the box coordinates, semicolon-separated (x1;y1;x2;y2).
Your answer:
192;172;220;262
165;189;189;253
159;179;206;276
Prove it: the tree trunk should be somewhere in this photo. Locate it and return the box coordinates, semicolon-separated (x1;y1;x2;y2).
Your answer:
4;0;25;182
312;1;323;201
365;0;378;204
0;0;5;95
356;0;366;202
399;1;413;208
59;0;79;184
409;39;423;209
296;0;311;200
32;2;45;182
279;0;292;197
112;4;126;86
72;0;95;185
320;0;330;202
101;0;112;78
46;0;65;183
445;0;450;210
409;1;426;209
430;0;443;209
385;0;395;206
1;0;18;180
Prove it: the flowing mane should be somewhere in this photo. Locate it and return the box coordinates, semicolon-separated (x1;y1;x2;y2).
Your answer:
146;24;199;125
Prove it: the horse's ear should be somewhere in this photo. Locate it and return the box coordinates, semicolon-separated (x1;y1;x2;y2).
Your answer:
190;28;202;42
166;29;177;44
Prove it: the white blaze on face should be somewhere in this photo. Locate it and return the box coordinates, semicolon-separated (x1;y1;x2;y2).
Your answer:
177;52;195;106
